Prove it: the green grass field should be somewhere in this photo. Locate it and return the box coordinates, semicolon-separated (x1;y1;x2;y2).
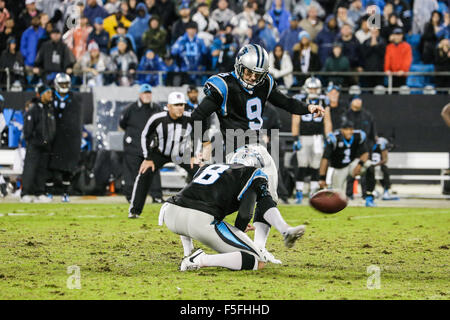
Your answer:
0;203;448;300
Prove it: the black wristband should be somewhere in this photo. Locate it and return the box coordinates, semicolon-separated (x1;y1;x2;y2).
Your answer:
319;175;326;180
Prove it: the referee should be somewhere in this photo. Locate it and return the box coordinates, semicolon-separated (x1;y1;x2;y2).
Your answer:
128;92;200;218
120;84;163;203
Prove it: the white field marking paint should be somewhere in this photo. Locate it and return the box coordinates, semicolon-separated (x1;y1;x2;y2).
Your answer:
288;210;450;223
75;215;117;218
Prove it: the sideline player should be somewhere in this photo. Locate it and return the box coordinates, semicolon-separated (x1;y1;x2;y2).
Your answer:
158;149;306;271
190;44;324;261
292;77;329;203
318;118;370;195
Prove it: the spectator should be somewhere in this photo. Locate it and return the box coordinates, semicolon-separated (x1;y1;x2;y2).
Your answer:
250;18;277;52
381;13;404;42
36;19;53;52
0;0;10;33
120;0;135;21
421;11;443;64
110;36;138;86
323;42;351;86
437;12;450;40
192;3;219;47
293;0;326;20
128;2;150;51
315;14;339;66
156;0;177;32
384;28;412;88
230;1;261;44
347;0;365;27
412;0;439;34
171;21;208;85
269;44;294;88
110;23;136;53
345;96;377;147
144;0;159;16
128;0;139;18
278;14;303;56
103;7;132;38
0;37;25;87
361;28;386;87
210;25;239;72
337;23;363;70
268;0;291;35
355;15;372;44
87;17;110;54
298;5;323;41
20;16;45;70
74;41;116;87
172;3;192;44
292;30;321;85
161;53;181;86
389;0;412;33
84;0;109;26
34;28;75;84
434;38;450;89
336;6;355;30
211;0;235;29
141;16;167;58
18;0;41;35
35;0;66;32
137;49;164;86
63;16;93;60
0;18;19;54
324;84;345;133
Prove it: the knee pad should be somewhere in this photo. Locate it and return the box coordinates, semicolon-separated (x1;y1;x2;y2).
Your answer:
241;251;257;270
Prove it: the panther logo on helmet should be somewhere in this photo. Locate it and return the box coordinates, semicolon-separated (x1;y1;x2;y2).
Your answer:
234;44;269;90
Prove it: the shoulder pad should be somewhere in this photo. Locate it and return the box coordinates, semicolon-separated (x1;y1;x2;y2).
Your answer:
378;137;388;150
266;73;275;98
354;130;366;143
204;74;229;116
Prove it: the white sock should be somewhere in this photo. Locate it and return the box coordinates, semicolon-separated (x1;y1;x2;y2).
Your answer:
180;236;194;257
199;252;246;270
295;181;304;192
253;221;271;249
0;175;5;184
263;207;289;236
310;181;319;193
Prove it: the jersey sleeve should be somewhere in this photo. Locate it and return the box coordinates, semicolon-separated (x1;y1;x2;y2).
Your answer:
268;85;310;115
203;75;228;116
322;138;335;159
355;131;368;156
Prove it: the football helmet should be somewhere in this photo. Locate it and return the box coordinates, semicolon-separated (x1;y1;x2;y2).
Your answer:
234;44;269;90
303;76;322;100
229;145;266;168
54;73;71;94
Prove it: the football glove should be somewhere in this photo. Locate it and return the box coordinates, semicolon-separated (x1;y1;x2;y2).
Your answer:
326;133;337;145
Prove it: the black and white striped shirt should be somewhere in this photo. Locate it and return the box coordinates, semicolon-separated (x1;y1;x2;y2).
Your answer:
141;111;198;161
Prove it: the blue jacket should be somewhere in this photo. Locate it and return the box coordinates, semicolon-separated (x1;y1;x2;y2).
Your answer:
87;30;110;54
268;1;291;35
251;26;277;52
128;3;150;50
315;17;339;66
279;27;303;56
83;4;109;26
137;51;164;86
20;26;45;67
171;33;208;72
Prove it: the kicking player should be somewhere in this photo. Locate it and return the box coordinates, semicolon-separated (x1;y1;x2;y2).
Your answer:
292;77;329;204
158;149;306;271
318;118;370;195
190;43;324;262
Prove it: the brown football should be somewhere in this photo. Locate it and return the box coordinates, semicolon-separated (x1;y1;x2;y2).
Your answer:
309;190;348;214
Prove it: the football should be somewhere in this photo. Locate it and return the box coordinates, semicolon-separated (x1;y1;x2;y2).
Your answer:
309;189;348;214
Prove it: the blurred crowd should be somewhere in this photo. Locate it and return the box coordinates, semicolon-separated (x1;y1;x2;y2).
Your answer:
0;0;449;90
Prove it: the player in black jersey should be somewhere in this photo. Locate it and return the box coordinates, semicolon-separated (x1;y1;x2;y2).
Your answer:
159;150;306;271
292;77;330;204
318;118;370;195
190;43;324;263
365;137;399;206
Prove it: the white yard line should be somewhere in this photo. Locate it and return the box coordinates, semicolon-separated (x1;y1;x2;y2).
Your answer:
310;210;450;221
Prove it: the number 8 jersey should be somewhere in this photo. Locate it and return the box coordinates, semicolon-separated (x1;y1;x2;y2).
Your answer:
323;130;368;168
167;163;272;221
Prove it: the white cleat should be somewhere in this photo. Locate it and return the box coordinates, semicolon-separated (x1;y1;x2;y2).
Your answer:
128;212;140;219
180;248;205;271
259;247;282;264
283;225;306;248
20;195;34;203
34;194;52;203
